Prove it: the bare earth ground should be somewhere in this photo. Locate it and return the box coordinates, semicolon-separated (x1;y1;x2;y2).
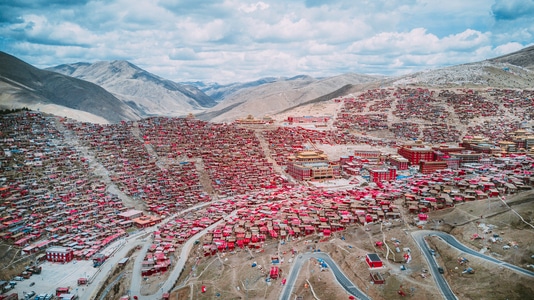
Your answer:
3;192;531;300
427;237;534;300
158;192;534;300
0;245;34;280
168;213;440;300
424;192;534;300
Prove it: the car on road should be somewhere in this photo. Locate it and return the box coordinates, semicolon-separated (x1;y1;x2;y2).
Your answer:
429;249;436;256
438;267;444;274
30;282;35;287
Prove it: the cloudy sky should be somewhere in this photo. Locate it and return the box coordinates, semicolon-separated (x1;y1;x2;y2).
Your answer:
1;0;533;84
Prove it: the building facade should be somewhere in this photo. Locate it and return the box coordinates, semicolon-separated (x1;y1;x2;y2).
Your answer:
368;167;397;183
46;246;74;263
397;141;434;165
419;160;448;174
287;150;340;181
387;155;409;170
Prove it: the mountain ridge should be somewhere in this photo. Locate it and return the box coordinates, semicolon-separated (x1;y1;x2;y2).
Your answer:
47;60;217;117
0;51;139;123
197;72;385;122
489;45;534;70
1;45;533;124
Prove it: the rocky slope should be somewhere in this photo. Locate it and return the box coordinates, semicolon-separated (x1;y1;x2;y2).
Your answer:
47;61;216;117
0;51;139;123
389;61;534;88
197;73;384;123
490;45;534;70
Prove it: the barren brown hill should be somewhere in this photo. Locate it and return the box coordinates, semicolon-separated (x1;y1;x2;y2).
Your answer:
490;45;534;70
209;46;534;124
0;51;139;123
198;73;384;123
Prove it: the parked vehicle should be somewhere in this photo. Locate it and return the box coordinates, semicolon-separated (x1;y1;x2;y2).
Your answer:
27;266;41;275
0;293;18;300
24;291;35;299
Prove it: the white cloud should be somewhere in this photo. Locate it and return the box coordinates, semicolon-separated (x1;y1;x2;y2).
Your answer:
174;18;229;43
493;42;527;55
441;29;491;51
239;1;270;13
347;28;441;54
306;41;337;55
1;0;532;84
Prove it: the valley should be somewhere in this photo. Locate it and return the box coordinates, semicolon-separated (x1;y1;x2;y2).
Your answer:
1;46;534;300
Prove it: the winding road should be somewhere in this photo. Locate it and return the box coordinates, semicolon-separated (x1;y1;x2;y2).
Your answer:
415;230;534;277
411;230;534;300
129;209;237;300
280;252;371;300
411;231;458;300
88;225;533;300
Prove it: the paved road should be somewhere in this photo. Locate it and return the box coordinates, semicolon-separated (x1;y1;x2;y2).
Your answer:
411;231;458;300
418;230;534;277
280;252;371;300
411;230;534;300
78;200;218;300
130;235;153;298
84;237;144;300
129;209;237;300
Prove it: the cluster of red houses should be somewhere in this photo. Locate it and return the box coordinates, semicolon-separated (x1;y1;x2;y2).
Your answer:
390;122;420;141
398;157;533;214
496;89;534;122
199;185;405;255
63;120;213;215
140;243;173;276
2;86;534;276
392;133;534;175
333;89;392;132
441;89;499;124
394;88;449;122
286;116;330;126
199;153;534;252
138;117;289;196
0;112;133;263
332;87;534;146
338;112;389;132
137;198;245;276
368;98;393;113
262;126;396;170
467;120;522;145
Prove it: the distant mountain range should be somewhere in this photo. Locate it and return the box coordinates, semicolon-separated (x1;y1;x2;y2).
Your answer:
1;45;533;124
46;60;216;117
183;77;281;102
0;52;138;123
196;73;385;123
